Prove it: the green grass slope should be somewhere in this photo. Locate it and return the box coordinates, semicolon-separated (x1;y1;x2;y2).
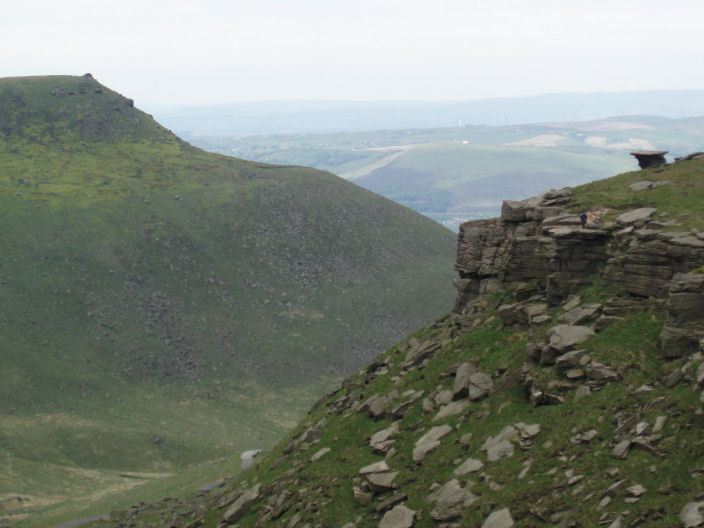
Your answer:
94;158;704;528
0;75;457;526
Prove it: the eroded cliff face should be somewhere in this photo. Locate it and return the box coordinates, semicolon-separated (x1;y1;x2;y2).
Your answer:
453;189;704;359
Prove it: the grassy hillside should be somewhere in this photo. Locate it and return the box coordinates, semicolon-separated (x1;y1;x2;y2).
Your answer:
85;157;704;527
0;75;457;526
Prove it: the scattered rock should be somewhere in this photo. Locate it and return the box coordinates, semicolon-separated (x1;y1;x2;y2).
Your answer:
681;502;704;527
453;457;484;476
574;385;591;401
559;303;601;325
222;483;261;524
375;492;407;513
652;415;667;433
379;504;416;528
309;447;330;462
363;391;399;419
481;426;518;462
429;479;477;520
548;325;595;352
360;461;390;474
555;349;589;371
585;361;621;382
615;207;657;226
413;425;453;462
627;484;646;497
433;399;470;421
514;422;541;439
482;507;514;528
353;486;373;505
370;422;400;454
367;472;399;492
453;361;477;398
612;439;631;459
468;372;494;400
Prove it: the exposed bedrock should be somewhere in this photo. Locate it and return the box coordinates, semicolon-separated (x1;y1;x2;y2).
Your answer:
453;189;704;359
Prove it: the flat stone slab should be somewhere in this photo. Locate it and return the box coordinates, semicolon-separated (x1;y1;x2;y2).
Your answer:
379;504;416;528
310;447;330;462
367;471;399;492
454;457;484;476
548;325;595;352
433;399;470;422
413;425;452;462
482;507;514;528
223;483;261;524
616;207;657;226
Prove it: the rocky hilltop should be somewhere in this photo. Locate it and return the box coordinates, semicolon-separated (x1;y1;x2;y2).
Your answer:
82;158;704;528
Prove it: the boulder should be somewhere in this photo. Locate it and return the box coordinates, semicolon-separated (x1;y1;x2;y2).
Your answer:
367;471;399;492
482;507;514;528
433;399;470;422
413;425;452;462
369;422;399;453
585;362;621;382
468;372;494;401
555;349;589;371
370;422;400;453
222;483;261;524
514;422;541;439
454;457;484;476
379;505;416;528
353;486;373;505
481;426;518;462
681;502;704;527
612;439;631;459
429;479;477;520
453;361;477;398
615;207;657;226
559;303;601;326
548;325;595;352
363;391;399;419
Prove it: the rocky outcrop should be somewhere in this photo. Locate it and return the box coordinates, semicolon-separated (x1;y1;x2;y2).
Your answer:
454;190;704;359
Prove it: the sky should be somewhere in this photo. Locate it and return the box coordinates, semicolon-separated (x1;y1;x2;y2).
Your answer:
3;0;704;105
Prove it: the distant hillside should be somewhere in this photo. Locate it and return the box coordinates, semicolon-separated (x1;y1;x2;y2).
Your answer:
144;90;704;136
85;156;704;528
192;114;704;228
0;75;456;526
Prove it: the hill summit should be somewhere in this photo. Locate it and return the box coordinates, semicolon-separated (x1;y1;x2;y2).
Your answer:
91;156;704;527
0;75;457;526
0;74;172;143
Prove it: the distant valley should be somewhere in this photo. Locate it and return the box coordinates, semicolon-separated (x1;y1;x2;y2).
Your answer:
185;115;704;228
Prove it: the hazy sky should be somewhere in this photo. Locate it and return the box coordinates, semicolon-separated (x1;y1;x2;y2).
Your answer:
3;0;704;105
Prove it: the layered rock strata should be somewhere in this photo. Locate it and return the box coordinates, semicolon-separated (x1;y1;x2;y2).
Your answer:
453;189;704;358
